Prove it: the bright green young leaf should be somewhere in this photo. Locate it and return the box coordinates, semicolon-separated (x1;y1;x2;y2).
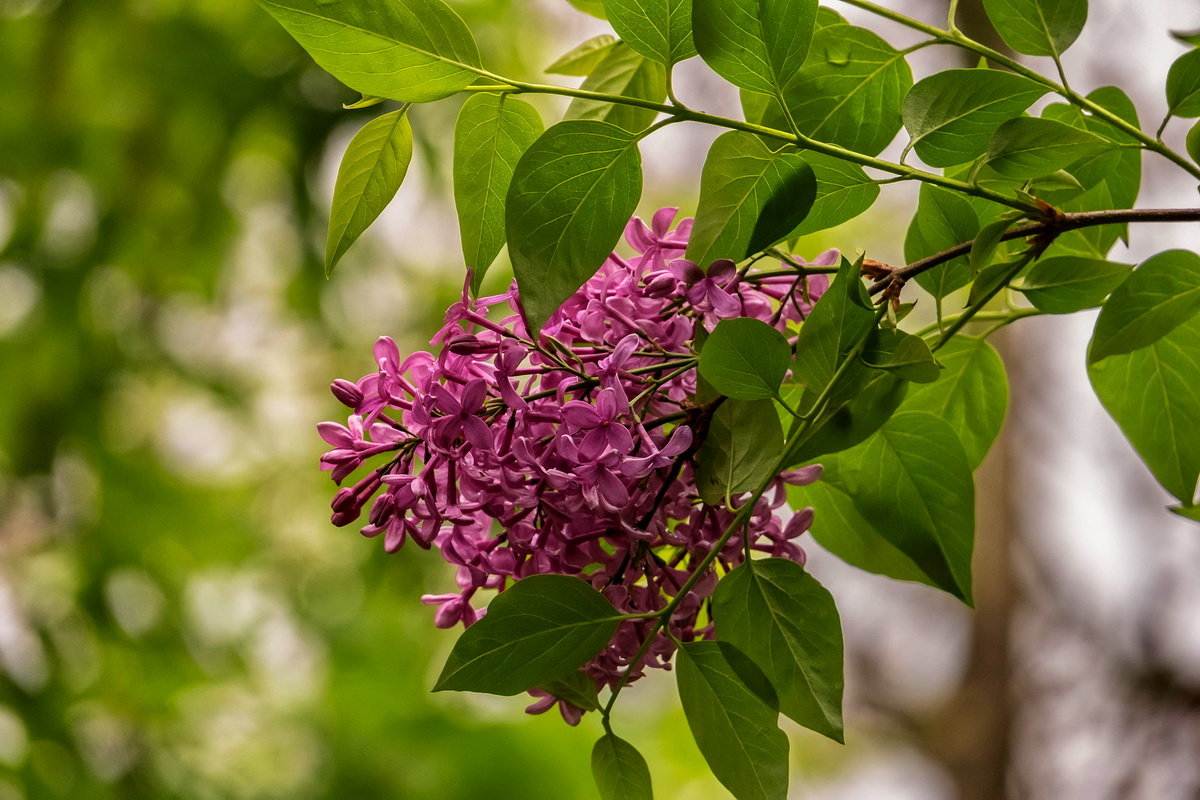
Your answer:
540;670;600;711
967;255;1027;309
692;0;818;95
546;34;620;75
777;23;912;156
981;0;1088;57
1171;505;1200;523
1090;313;1200;506
861;329;941;384
905;185;979;299
792;152;880;237
1088;249;1200;363
566;0;608;18
712;559;844;742
592;735;654;800
970;212;1023;272
676;641;789;800
685;132;816;266
506;120;642;334
823;412;975;602
794;480;934;585
257;0;481;102
604;0;695;64
900;336;1008;469
699;318;792;400
454;93;543;293
791;257;875;408
1167;48;1200;118
326;109;413;275
788;372;908;464
1174;28;1200;48
984;116;1110;179
1016;256;1132;314
565;43;667;132
695;399;784;505
434;575;621;695
903;69;1048;167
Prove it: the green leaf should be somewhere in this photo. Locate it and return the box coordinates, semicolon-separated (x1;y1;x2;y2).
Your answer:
1090;313;1200;505
791;152;880;237
699;318;792;400
540;669;600;711
795;480;933;585
712;559;844;741
685;132;816;266
566;0;609;18
592;735;654;800
792;257;875;407
257;0;480;102
506;120;642;334
434;575;621;695
454;94;543;293
788;372;908;463
899;336;1007;469
984;117;1110;179
695;398;784;505
903;69;1048;167
1088;250;1200;364
1170;505;1200;523
1167;49;1200;118
861;329;941;384
823;412;975;602
676;641;790;800
981;0;1087;57
967;255;1027;309
565;43;667;132
970;212;1023;272
1188;120;1200;165
1015;256;1132;314
604;0;695;64
692;0;818;95
905;185;979;299
776;23;912;156
546;34;620;75
326;109;414;275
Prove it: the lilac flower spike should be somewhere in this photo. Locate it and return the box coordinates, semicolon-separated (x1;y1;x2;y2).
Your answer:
317;207;833;724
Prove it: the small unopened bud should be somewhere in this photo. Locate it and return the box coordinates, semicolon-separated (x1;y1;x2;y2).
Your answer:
331;487;358;513
330;507;362;527
643;270;677;297
446;334;492;355
330;379;363;408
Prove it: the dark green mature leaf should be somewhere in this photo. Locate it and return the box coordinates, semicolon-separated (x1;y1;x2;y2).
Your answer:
696;399;784;505
699;318;792;400
686;132;816;266
905;185;979;299
1174;28;1200;48
1090;313;1200;506
506;120;642;334
546;34;620;75
258;0;480;102
565;43;667;132
1171;505;1200;523
592;735;654;800
434;575;621;695
792;257;875;407
902;69;1048;167
1188;120;1200;165
795;480;933;585
788;372;907;463
981;0;1087;57
900;336;1007;469
540;669;600;710
984;117;1110;179
454;94;543;293
692;0;818;95
824;412;975;602
776;23;912;156
970;212;1024;271
1167;49;1200;118
862;329;941;383
713;559;844;741
1088;250;1200;363
604;0;695;64
326;109;413;275
967;254;1027;309
792;152;880;237
1016;256;1132;314
676;641;789;800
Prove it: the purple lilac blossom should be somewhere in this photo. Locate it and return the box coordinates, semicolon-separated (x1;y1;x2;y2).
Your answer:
318;208;836;724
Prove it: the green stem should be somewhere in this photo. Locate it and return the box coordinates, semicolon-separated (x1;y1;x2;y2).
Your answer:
837;0;1200;182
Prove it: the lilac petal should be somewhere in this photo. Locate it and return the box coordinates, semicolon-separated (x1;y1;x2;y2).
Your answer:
668;258;703;283
810;248;840;267
781;464;823;485
373;336;401;371
578;427;609;461
660;425;693;456
605;423;634;454
317;422;355;448
561;401;601;428
461;378;488;412
462;416;495;451
708;286;742;318
651;206;678;236
624;217;655;252
597;469;630;507
706;259;737;283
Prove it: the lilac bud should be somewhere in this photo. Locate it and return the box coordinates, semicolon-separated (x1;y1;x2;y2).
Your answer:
330;379;363;408
642;270;677;297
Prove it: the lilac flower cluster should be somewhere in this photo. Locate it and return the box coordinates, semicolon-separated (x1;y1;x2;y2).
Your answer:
319;208;834;724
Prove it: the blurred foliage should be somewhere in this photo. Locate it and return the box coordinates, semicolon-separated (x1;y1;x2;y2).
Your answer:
0;0;611;796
